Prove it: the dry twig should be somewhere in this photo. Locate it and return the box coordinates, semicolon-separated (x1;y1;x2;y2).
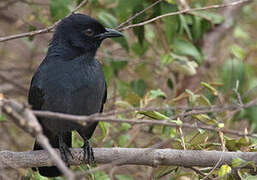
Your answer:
0;0;88;42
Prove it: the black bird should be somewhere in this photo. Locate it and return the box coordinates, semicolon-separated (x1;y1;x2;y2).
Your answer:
28;14;122;177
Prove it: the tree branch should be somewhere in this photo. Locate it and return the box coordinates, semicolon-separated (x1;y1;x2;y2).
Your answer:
0;0;88;42
0;0;252;42
120;0;252;31
1;99;75;180
1;148;257;169
32;98;257;138
116;0;163;30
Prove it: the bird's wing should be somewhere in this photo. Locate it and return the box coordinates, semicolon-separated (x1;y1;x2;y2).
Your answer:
28;75;44;110
100;82;107;113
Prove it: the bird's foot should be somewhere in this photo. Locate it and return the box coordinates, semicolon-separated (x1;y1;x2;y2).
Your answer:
59;141;73;164
82;139;95;165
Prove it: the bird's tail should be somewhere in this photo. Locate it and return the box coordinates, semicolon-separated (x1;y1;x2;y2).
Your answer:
33;131;72;177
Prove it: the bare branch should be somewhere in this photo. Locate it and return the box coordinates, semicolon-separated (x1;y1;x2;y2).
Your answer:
0;0;88;42
1;99;75;180
32;98;257;138
116;0;163;30
1;148;257;169
0;0;252;42
120;0;252;31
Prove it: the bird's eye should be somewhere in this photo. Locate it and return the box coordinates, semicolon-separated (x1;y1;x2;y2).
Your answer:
84;28;94;36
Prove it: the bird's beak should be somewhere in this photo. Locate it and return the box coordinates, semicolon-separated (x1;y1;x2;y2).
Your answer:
95;28;123;40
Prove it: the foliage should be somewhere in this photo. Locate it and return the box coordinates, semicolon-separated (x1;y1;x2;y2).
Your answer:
1;0;257;179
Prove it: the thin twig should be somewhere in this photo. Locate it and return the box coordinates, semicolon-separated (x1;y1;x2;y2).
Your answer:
32;112;257;138
202;157;222;180
1;99;75;180
188;167;211;180
0;0;251;42
31;98;257;138
233;80;243;106
116;0;163;30
0;0;88;42
120;0;251;31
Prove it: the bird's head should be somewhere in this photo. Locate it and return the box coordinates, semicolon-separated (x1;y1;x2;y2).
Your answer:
51;13;123;56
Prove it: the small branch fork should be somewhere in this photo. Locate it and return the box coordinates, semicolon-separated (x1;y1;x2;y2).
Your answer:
0;0;252;42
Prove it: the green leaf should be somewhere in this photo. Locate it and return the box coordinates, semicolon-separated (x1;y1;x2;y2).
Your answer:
28;25;37;41
226;139;238;151
169;118;183;126
115;100;133;109
149;89;167;100
135;63;153;85
132;41;149;56
94;171;110;180
98;11;118;28
220;59;246;95
72;131;83;147
116;79;130;99
230;44;246;60
179;14;192;40
171;38;203;63
194;12;224;24
161;3;179;44
120;123;132;131
130;79;146;97
244;175;257;180
190;131;209;146
98;122;109;140
108;58;128;76
192;114;217;125
50;0;73;21
201;82;218;96
198;95;212;106
118;134;131;147
185;89;197;104
139;111;169;120
161;54;174;66
34;171;50;180
244;106;257;131
116;0;140;21
0;115;6;122
113;37;130;52
124;92;141;107
192;14;203;41
233;26;249;40
115;174;134;180
218;164;232;180
232;157;256;170
132;4;145;45
171;58;198;75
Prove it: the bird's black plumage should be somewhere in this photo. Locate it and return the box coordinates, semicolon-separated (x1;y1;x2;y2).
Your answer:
29;14;122;177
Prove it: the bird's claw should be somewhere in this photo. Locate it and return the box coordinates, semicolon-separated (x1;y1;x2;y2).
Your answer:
82;139;95;165
59;142;73;164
